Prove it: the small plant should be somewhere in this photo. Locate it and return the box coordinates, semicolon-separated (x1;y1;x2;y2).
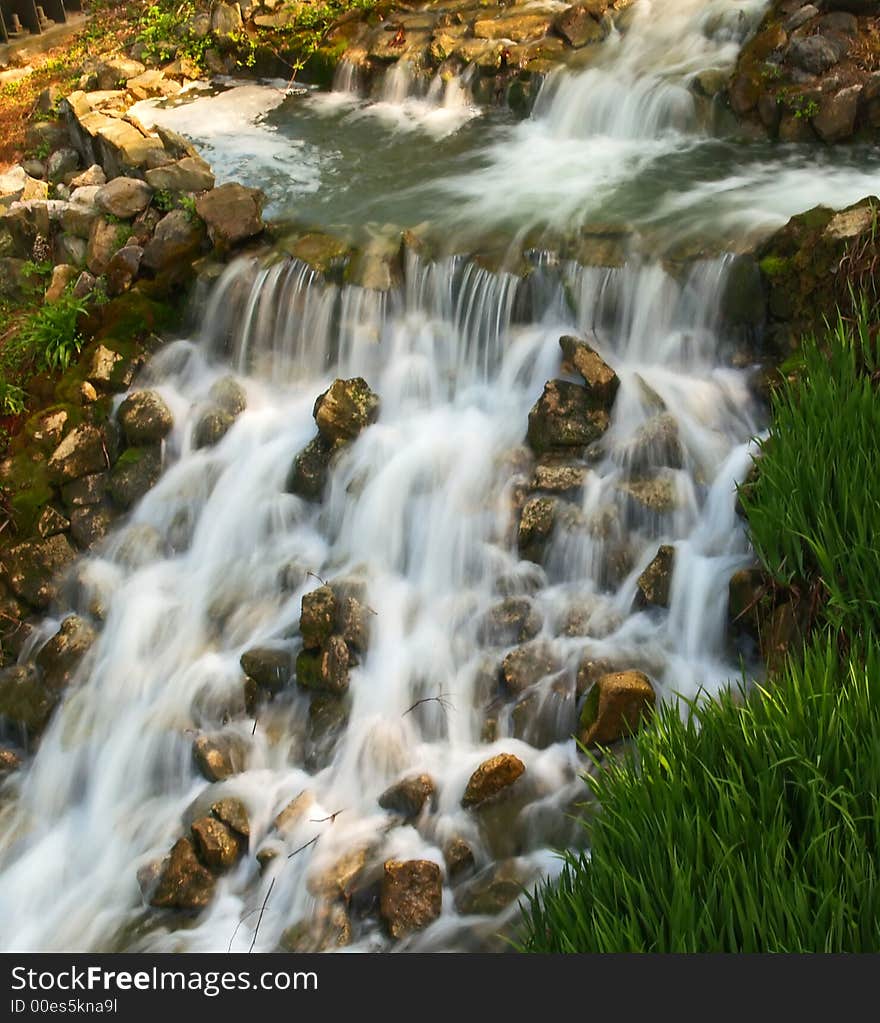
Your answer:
179;194;199;224
153;188;176;213
15;290;88;374
0;380;27;417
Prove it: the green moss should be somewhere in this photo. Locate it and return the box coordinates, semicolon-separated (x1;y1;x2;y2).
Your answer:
758;255;791;277
295;649;323;690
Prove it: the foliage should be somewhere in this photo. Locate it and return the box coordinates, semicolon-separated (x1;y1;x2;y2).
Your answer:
739;309;880;637
136;0;209;69
519;636;880;952
2;290;88;377
0;381;27;417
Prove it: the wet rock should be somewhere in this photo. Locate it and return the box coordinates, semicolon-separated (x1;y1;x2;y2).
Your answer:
295;635;350;694
473;13;554;42
454;859;529;916
555;4;608;47
500;641;561;695
728;566;767;638
142;208;205;272
378;774;436;818
478;597;542;646
380;859;443;939
527;380;610;456
617;475;678;515
150;837;216;909
117;390;174;447
314;377;380;445
280;903;352;952
0;663;54;735
518;495;557;562
108;446;163;509
209;376;247;417
444;837;475;878
786;34;845;75
287;435;333;501
273;790;314;834
337;594;371;653
4;535;77;609
578;670;655;747
195;183;264;251
96;56;147;91
46;148;80;183
35;506;70;539
105;244;143;297
531;457;589;497
192;732;248;782
145;157;215;194
95;177;153;219
622;414;683;473
761;601;804;673
191;816;242;870
300;586;336;651
307;694;349;755
0;747;22;773
812;84;862;142
192;406;235;449
240;646;292;695
461;752;526;808
211;798;250;838
636;544;675;608
576;656;622;696
61;473;108;509
559;335;619;407
35;614;96;692
308;846;370;899
47;426;107;484
45;264;79;302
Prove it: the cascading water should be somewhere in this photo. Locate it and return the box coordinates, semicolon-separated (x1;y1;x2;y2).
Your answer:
0;0;841;952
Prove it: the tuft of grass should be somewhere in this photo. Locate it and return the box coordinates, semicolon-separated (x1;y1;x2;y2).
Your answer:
519;635;880;952
739;308;880;637
5;290;88;375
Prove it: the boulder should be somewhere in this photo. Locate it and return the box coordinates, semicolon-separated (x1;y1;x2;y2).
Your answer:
617;475;678;515
273;790;314;834
454;859;531;915
380;860;443;939
314;378;380;445
95;177;153;219
444;837;475;878
96;57;147;91
87;217;124;276
473;13;554;42
527;380;610;455
636;544;675;608
378;774;436;818
500;641;561;695
554;5;608;47
46;148;80;183
87;343;135;392
280;903;352;952
192;732;248;782
531;458;589;496
578;670;655;746
728;566;767;638
211;797;250;837
240;646;292;694
191;816;242;870
45;264;79;302
117;390;174;446
518;495;557;562
461;753;525;808
195;183;264;250
70;165;106;188
105;243;143;296
211;1;244;36
0;166;48;209
150;837;216;909
786;34;845;75
108;446;163;509
69;503;115;551
812;84;862;142
62;202;98;240
287;435;333;500
48;426;107;485
295;635;350;694
126;70;182;101
145;157;214;193
308;846;370;899
0;748;22;773
35;614;96;692
559;335;619;406
301;586;336;650
192;405;235;449
209;376;247;417
0;663;55;735
36;506;70;539
154;124;200;160
61;473;108;509
477;597;542;646
622;414;683;472
56;235;88;268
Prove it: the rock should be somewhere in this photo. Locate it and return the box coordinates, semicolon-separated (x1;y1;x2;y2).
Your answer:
473;13;554;42
280;903;352;952
192;405;235;449
48;426;107;485
378;774;435;818
70;165;106;189
785;5;819;31
337;594;371;653
477;598;542;646
454;859;531;915
301;586;336;650
518;495;557;562
154;124;200;160
70;503;115;550
46;148;80;183
96;57;147;91
62;200;98;240
95;177;153;219
531;458;589;496
45;264;79;302
0;663;56;735
295;635;350;694
35;614;96;692
0;166;48;208
36;506;70;539
559;335;619;406
824;0;878;14
87;217;123;276
240;646;292;694
54;235;87;268
554;5;608;47
578;669;655;746
211;1;244;36
117;390;174;446
191;816;242;870
761;601;804;673
195;183;264;251
444;837;475;878
61;473;108;509
621;414;683;472
0;258;28;300
209;376;247;417
0;748;22;773
636;544;675;608
126;70;182;101
617;476;678;515
145;157;214;193
461;753;526;808
25;120;69;153
105;243;143;296
728;566;767;638
73;271;96;299
87;344;133;391
314;378;380;445
287;435;333;501
150;837;216;909
527;380;610;456
192;732;247;782
380;860;442;939
22;159;46;180
108;446;163;509
273;790;314;834
308;846;370;899
812;85;862;142
786;34;845;75
500;641;561;695
211;798;250;837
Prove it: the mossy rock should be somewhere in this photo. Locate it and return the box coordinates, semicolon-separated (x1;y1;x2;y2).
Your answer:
108;445;163;509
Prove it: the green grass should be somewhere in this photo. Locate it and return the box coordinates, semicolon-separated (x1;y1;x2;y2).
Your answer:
519;637;880;952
